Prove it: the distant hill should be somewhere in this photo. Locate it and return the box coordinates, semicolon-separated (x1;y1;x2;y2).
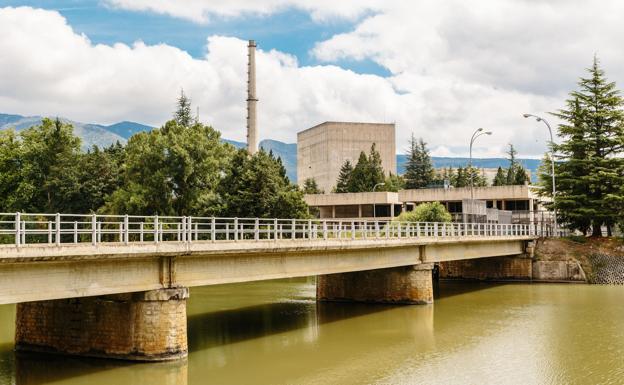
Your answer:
222;138;297;182
1;112;542;183
0;113;130;150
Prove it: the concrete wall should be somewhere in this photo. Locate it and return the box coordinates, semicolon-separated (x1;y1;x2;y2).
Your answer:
399;185;534;203
297;122;396;193
532;261;586;282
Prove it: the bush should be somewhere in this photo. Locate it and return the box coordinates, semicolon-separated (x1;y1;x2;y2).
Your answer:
396;202;452;223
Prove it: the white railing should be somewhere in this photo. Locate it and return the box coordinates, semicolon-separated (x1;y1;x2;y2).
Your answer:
0;213;535;247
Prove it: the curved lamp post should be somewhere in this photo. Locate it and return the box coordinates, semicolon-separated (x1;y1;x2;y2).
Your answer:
523;113;557;235
469;128;492;200
372;182;386;219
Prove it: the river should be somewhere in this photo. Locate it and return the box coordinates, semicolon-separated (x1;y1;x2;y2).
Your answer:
1;279;623;385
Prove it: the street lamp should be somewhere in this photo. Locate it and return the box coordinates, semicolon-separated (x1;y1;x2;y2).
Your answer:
372;182;386;219
469;128;492;200
523;113;557;235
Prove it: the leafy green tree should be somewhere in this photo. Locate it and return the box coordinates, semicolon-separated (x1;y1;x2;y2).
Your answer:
382;173;405;192
219;149;308;218
302;178;323;194
404;135;434;189
334;160;353;193
0;129;23;211
12;118;82;213
104;120;233;216
396;202;452;223
174;89;193;128
452;167;469;187
551;57;624;236
74;143;126;213
492;166;506;186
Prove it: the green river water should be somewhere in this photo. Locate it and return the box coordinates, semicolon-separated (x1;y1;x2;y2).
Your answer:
0;279;623;385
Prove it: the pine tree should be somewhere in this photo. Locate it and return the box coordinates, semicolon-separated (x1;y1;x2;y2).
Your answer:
404;135;434;189
492;166;506;186
348;151;371;192
334;160;353;193
551;57;624;236
505;144;518;185
174;89;193;128
366;143;385;189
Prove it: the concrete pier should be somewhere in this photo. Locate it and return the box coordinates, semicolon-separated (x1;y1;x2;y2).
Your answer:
317;264;434;305
15;287;189;361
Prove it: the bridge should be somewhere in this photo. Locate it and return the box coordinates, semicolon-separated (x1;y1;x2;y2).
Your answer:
0;213;536;361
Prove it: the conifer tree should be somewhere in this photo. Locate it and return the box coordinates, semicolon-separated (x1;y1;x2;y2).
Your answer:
174;89;193;128
404;135;434;189
302;178;323;194
334;160;353;193
551;57;624;236
348;151;371;192
492;166;506;186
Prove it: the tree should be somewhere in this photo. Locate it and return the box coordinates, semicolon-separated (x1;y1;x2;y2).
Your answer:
0;129;23;211
104;119;233;216
492;166;507;186
10;118;82;213
453;167;469;187
383;173;405;192
174;89;193;128
302;178;323;194
334;160;353;193
347;144;385;192
404;135;434;189
550;57;624;236
395;202;452;223
219;149;308;218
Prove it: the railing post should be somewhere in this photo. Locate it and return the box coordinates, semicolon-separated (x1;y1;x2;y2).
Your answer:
92;214;97;245
48;221;52;244
124;214;129;244
397;222;402;239
308;219;313;240
97;222;102;243
73;221;78;243
254;218;259;241
187;217;193;243
55;213;61;246
211;217;216;242
375;221;380;238
274;219;278;240
434;223;438;238
351;221;355;240
291;219;296;240
139;222;144;242
154;215;159;243
234;218;239;241
15;212;20;247
323;220;328;240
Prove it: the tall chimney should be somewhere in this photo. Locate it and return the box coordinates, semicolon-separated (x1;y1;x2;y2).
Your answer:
246;40;258;155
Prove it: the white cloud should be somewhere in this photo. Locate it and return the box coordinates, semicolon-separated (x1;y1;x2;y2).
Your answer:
3;2;624;158
103;0;383;23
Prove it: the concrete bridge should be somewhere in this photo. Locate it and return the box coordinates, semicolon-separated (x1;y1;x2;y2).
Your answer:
0;213;536;361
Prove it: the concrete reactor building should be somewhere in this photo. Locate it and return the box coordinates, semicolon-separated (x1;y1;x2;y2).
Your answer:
297;122;396;193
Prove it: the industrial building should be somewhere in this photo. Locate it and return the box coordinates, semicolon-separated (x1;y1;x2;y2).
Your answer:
297;122;396;193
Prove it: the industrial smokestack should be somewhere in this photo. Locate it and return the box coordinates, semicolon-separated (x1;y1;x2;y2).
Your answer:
246;40;258;155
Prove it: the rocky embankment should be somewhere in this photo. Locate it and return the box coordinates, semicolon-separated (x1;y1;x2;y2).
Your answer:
534;237;624;284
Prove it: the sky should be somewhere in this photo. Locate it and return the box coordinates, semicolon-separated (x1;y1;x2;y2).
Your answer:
1;1;623;157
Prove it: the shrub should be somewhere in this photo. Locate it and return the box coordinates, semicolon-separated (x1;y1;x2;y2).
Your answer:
396;202;452;223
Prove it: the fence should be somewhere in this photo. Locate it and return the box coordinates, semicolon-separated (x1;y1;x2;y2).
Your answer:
0;213;537;247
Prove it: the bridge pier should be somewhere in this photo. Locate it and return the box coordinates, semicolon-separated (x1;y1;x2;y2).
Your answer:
15;287;188;361
317;264;434;305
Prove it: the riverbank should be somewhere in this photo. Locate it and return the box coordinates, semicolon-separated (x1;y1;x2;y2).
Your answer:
534;237;624;283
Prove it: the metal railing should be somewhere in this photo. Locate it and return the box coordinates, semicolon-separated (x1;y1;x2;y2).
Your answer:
0;213;536;247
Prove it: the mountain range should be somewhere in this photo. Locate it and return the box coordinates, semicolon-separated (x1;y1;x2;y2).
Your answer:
1;113;541;183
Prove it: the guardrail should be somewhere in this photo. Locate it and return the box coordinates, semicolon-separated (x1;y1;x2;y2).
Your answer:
0;213;536;247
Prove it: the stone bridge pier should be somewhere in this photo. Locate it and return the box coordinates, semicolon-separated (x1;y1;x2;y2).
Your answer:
15;287;189;361
317;264;434;305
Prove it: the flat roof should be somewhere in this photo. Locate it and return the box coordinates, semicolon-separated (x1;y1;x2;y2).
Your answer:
304;191;401;206
297;121;395;136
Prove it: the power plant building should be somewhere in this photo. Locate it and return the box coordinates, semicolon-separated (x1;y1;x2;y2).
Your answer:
297;122;396;193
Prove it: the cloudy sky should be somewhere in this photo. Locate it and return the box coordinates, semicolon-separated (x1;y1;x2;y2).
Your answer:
1;1;623;157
